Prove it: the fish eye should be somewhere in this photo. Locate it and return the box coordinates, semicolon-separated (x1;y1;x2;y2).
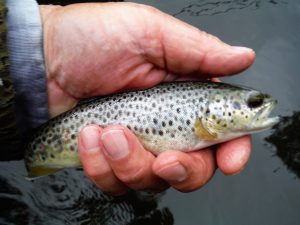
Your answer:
247;94;264;108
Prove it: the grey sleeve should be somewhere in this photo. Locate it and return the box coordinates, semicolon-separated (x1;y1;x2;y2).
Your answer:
6;0;49;136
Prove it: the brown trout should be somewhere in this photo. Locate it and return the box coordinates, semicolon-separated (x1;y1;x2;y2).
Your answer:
25;82;279;177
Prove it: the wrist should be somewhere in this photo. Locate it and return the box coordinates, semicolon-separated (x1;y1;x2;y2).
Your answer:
39;5;78;118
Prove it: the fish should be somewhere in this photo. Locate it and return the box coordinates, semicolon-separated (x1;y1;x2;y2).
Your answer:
25;81;279;177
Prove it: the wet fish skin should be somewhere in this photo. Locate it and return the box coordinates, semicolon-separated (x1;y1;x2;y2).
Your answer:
25;81;279;177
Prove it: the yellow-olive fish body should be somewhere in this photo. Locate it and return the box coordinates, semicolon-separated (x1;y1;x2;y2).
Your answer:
25;82;279;177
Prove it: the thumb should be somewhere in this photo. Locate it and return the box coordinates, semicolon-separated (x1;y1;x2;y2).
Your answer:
146;8;255;76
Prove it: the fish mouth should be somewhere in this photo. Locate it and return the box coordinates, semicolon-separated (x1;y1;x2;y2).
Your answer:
250;98;280;132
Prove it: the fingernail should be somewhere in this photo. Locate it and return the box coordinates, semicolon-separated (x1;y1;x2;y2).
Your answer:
231;46;254;53
157;161;187;182
81;126;101;151
101;129;129;160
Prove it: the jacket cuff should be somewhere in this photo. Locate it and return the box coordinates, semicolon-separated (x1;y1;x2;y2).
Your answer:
6;0;49;136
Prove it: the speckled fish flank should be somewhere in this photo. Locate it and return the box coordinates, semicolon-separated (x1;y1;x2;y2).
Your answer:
25;81;279;177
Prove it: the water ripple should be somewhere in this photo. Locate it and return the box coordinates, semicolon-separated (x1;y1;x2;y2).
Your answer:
0;164;173;225
173;0;285;17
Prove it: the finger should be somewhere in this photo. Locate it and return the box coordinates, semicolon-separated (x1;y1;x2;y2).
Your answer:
146;8;255;76
78;125;129;195
216;135;252;175
100;125;169;192
152;149;216;192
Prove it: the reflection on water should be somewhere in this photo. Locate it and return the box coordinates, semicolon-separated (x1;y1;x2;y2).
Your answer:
173;0;284;17
265;112;300;178
0;164;173;225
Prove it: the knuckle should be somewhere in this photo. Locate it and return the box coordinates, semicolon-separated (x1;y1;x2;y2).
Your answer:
172;160;214;193
174;179;206;193
86;167;112;181
117;166;147;186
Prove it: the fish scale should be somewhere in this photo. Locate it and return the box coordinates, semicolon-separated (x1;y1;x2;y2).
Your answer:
25;81;279;177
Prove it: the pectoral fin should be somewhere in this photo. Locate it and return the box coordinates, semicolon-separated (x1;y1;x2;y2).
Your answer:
194;117;218;141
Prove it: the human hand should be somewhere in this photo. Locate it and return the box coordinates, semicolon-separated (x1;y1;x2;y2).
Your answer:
41;2;255;194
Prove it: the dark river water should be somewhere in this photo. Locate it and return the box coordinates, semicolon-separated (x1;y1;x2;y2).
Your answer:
1;0;300;225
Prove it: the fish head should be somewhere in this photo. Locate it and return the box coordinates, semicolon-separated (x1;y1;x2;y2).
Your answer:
195;87;279;141
228;89;279;132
